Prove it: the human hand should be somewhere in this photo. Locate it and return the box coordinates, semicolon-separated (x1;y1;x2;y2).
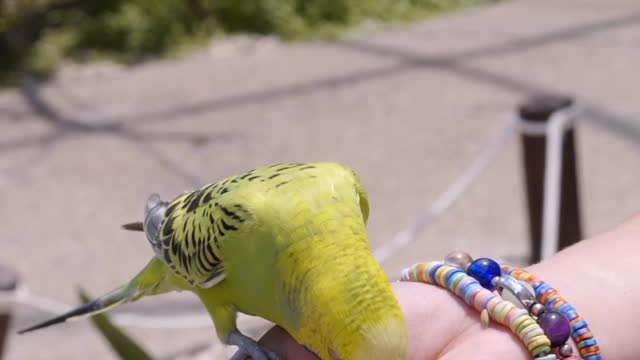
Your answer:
256;281;531;360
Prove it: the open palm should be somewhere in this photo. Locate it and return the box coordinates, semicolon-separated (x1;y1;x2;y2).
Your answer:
257;282;531;360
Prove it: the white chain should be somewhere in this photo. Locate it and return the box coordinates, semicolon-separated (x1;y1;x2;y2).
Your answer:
375;119;517;264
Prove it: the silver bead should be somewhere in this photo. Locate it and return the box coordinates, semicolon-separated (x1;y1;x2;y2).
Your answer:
444;251;473;271
535;354;558;360
559;343;573;357
496;275;538;310
531;303;546;317
520;280;536;297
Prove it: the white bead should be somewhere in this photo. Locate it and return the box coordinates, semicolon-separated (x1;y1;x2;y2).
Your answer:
535;355;558;360
444;251;473;271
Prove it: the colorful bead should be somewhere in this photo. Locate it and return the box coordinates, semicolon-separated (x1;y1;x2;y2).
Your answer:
537;311;571;347
481;309;490;327
584;355;603;360
467;258;501;291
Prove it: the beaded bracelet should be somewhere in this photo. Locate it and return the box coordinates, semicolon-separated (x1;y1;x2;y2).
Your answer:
401;261;553;359
400;252;600;360
502;265;601;360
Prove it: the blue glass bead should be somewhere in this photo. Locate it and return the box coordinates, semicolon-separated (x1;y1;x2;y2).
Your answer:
537;311;571;347
467;258;501;291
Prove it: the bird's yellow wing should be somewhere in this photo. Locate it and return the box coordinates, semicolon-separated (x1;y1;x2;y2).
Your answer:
155;162;363;288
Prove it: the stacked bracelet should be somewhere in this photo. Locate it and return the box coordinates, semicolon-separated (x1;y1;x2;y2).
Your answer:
401;261;554;359
400;252;600;360
502;265;601;360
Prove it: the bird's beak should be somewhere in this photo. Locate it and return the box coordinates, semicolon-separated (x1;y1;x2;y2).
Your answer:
122;221;144;232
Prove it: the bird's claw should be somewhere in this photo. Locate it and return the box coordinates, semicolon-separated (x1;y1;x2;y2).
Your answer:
227;330;281;360
229;347;281;360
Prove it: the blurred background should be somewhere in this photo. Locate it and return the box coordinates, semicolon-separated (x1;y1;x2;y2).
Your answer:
1;0;639;358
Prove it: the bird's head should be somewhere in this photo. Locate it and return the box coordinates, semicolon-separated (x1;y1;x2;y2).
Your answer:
121;193;169;259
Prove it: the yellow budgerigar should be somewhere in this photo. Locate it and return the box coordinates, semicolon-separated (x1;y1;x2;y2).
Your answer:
20;162;407;360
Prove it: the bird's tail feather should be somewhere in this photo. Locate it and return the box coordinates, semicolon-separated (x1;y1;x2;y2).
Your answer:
18;285;131;334
18;258;168;334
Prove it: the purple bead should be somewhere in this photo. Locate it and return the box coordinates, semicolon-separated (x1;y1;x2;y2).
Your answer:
467;258;501;291
537;311;571;347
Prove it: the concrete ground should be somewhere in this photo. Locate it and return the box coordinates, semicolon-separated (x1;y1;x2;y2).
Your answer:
1;0;639;358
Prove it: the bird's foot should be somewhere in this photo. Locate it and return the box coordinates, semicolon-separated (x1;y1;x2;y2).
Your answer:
227;330;281;360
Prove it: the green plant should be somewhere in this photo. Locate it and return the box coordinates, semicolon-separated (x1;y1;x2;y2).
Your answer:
0;0;501;85
78;289;154;360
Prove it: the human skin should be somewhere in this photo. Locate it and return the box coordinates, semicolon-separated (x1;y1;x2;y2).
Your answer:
256;214;640;359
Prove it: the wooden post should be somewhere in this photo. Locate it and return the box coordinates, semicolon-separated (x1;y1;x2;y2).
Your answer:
0;264;18;360
519;95;583;264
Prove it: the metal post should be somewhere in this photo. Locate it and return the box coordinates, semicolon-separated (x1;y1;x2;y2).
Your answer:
519;95;583;264
0;265;18;360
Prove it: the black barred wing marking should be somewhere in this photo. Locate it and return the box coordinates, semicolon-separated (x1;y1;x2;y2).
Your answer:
155;163;319;288
156;179;249;288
